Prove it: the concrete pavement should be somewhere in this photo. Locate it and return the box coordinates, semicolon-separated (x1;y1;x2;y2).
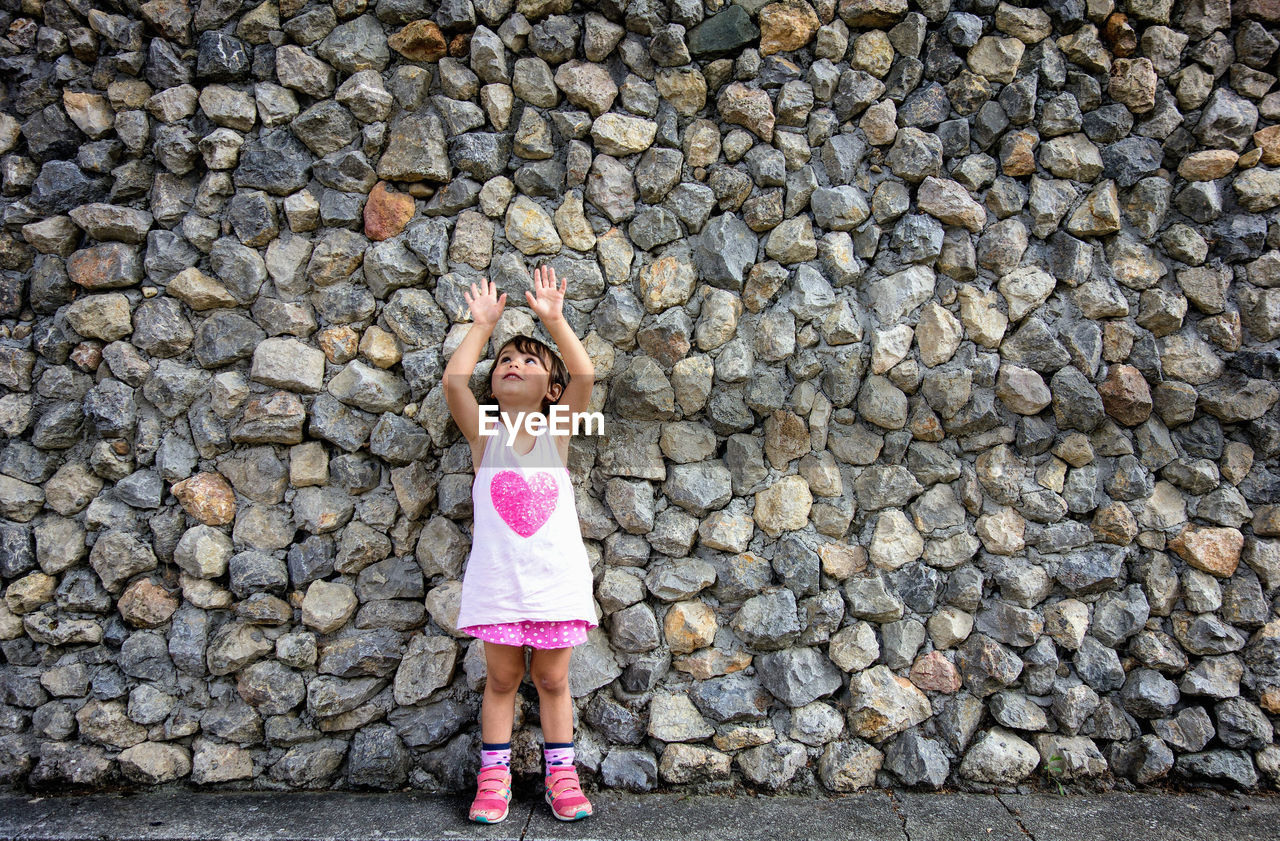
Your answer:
1;787;1278;841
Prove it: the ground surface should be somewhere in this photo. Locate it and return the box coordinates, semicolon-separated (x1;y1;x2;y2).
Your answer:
1;787;1279;841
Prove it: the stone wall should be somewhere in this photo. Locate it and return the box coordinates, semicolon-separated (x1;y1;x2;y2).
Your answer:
0;0;1279;795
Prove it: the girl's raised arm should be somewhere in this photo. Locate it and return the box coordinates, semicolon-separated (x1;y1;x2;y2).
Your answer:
528;265;594;419
442;279;506;445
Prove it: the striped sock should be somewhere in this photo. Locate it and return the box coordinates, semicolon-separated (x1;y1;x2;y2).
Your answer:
481;741;511;768
544;741;574;772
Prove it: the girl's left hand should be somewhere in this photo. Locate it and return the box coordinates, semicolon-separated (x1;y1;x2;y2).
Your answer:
526;264;566;323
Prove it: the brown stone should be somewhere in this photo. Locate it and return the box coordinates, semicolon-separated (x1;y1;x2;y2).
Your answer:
118;578;180;628
1109;57;1157;114
1255;125;1280;166
663;600;718;654
717;82;775;142
234;392;305;444
910;407;945;441
1236;0;1280;24
317;326;359;364
819;543;866;579
759;1;820;56
764;409;809;468
1254;505;1280;537
1000;129;1038;177
172;472;237;526
1098;364;1153;426
70;341;103;372
1101;12;1136;57
909;651;961;693
1168;525;1244;578
388;20;447;62
1178;149;1239;181
839;0;908;28
672;648;753;680
140;0;193;45
363;181;415;241
1092;502;1139;545
67;243;140;289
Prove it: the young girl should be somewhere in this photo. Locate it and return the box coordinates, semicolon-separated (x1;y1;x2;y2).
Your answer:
442;265;598;824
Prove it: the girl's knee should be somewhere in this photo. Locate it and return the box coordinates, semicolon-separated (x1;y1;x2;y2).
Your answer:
530;667;569;695
486;672;522;695
485;661;526;695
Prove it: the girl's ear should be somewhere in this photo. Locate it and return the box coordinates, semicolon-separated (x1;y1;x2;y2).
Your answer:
547;382;564;402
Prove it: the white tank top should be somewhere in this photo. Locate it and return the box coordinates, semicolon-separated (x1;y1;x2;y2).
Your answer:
455;421;598;629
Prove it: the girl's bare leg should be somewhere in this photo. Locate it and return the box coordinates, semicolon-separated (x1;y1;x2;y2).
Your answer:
480;642;527;743
528;647;574;743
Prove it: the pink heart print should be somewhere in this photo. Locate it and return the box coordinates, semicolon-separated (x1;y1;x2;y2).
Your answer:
490;470;559;537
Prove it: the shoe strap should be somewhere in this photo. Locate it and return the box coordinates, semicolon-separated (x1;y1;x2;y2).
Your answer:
547;767;582;796
477;767;511;795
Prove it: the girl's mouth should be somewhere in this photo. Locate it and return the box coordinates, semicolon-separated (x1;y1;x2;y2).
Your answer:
503;373;522;380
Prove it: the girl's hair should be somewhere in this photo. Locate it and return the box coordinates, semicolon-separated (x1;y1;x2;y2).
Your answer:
483;334;570;415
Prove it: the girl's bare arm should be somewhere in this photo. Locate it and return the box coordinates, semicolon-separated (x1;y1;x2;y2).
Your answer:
442;280;505;444
528;265;594;418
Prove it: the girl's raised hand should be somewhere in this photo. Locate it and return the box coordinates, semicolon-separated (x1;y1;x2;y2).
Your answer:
526;264;566;323
463;278;506;328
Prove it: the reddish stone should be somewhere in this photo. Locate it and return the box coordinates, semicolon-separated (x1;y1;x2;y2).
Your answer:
139;0;193;45
449;32;470;57
363;181;415;241
1099;364;1153;426
1237;0;1280;24
1000;129;1038;177
716;82;776;142
1102;12;1137;57
118;578;180;628
387;20;447;62
910;406;945;442
70;341;103;372
67;243;142;289
1168;525;1244;578
909;652;961;693
172;472;237;526
317;326;359;364
1092;502;1138;545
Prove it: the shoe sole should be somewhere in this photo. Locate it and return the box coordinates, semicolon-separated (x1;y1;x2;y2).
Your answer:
470;806;509;824
544;790;591;821
470;790;511;824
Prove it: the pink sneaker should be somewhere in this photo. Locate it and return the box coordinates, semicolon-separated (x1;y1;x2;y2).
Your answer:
544;765;593;821
468;766;512;824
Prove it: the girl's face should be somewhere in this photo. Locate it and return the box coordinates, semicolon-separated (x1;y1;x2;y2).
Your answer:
491;343;561;411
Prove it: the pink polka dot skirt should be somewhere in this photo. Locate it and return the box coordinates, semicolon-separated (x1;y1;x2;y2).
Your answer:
461;619;591;649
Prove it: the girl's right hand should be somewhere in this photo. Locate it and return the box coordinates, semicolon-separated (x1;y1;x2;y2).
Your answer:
464;278;506;328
